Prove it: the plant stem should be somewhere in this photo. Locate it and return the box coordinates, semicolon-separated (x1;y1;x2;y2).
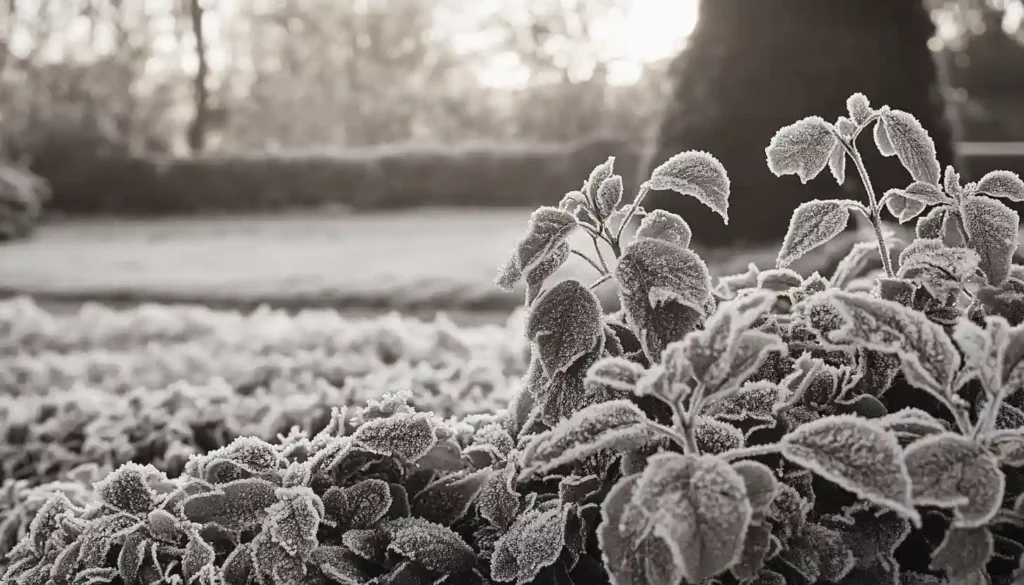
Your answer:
571;249;605;275
947;398;974;436
590;234;611;273
589;274;613;290
972;387;1007;443
614;183;650;245
844;143;895;278
647;422;691;453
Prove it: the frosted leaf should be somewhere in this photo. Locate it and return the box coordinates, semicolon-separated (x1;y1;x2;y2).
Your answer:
635;209;692;249
898;238;981;299
903;432;1005;528
411;467;491;526
519;400;652;478
321;479;391;529
765;116;838;184
525;240;570;306
222;542;255;585
830;241;880;289
885;191;927;224
953;316;1021;393
779;415;919;524
182;533;216;585
586;157;616;210
874;117;896;156
647;151;730;223
266;487;321;558
117;531;147;585
692;417;744;455
929;526;993;584
703;381;789;434
621;452;752;584
76;512;142;568
715;263;761;299
596;175;624;219
777;200;851;268
490;506;568;584
558;475;602;505
779;523;855;583
615;238;711;361
148;508;186;543
599;474;676;585
473;424;515;457
878;110;941;185
877;408;948;441
558;190;586;216
526;279;603;377
945;165;965;200
478;462;520;530
95;462;158;516
351;412;437;462
676;291;784;400
343;528;389;562
584;356;645;395
71;567;119;585
975;169;1024;202
836;116;857;138
729;521;773;581
730;460;778;514
961;194;1020;285
815;290;960;399
195;436;282;484
846;93;872;125
182;478;279;532
310;546;367;585
828;142;847;185
898;181;951;206
915;206;948;240
385;517;477;574
495;207;577;291
757;268;802;291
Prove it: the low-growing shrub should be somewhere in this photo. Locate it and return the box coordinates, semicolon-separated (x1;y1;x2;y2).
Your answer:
0;162;49;241
5;93;1024;585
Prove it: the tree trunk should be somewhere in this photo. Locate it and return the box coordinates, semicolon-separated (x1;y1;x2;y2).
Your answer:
640;0;961;248
187;0;209;153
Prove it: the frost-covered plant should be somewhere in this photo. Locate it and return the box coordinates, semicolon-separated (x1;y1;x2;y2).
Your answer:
6;94;1024;585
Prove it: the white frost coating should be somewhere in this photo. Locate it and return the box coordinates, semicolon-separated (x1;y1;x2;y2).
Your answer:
779;415;920;526
975;170;1024;203
635;209;692;250
647;150;730;224
960;195;1020;285
846;94;873;125
777;200;851;268
878;110;941;185
765;116;838;184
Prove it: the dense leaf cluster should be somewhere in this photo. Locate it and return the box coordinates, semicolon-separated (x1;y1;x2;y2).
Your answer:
6;94;1024;584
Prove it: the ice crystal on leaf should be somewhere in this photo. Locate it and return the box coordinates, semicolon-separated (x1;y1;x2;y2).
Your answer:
702;381;789;437
94;462;158;516
490;505;569;584
846;93;873;125
902;432;1005;528
617;452;753;584
674;290;784;402
526;279;603;377
614;238;711;362
766;116;838;184
350;412;438;462
309;546;367;585
634;209;692;250
876;109;941;185
182;532;216;584
181;477;279;532
586;157;615;211
811;290;960;400
411;467;491;526
595;175;624;220
495;207;578;291
929;525;993;584
885;192;928;224
265;486;321;558
961;194;1020;285
975;169;1024;203
692;416;744;455
385;517;477;574
898;238;982;300
779;415;919;525
519;400;652;478
321;479;391;529
777;200;852;268
647;151;730;223
478;462;520;530
525;240;570;306
891;181;951;207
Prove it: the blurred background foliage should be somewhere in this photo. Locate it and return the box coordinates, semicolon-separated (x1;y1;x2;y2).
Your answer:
0;0;1023;224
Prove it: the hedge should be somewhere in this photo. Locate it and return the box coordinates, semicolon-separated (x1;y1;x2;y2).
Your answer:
33;137;643;215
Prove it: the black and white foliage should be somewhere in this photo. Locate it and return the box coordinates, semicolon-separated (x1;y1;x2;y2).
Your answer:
6;93;1024;585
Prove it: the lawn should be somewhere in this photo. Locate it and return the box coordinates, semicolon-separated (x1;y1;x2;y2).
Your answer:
0;208;922;318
